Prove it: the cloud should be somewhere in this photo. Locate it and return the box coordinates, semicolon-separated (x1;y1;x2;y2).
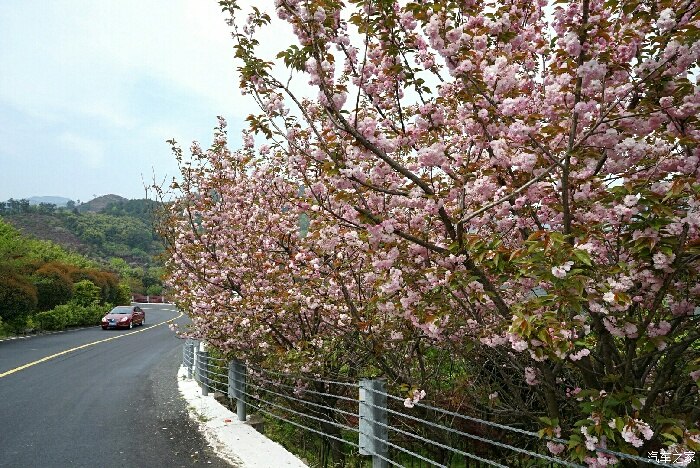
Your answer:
0;0;242;128
0;0;293;202
58;132;105;168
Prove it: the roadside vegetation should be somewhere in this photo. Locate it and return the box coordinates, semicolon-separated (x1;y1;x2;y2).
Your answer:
0;218;132;336
0;196;163;267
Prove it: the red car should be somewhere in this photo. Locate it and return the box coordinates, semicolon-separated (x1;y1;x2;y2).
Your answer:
101;306;145;329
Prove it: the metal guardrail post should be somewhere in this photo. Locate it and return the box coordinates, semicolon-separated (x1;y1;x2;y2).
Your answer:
195;348;201;385
228;359;247;422
191;340;200;379
187;342;193;379
197;349;209;396
184;341;195;379
359;378;388;468
191;341;198;379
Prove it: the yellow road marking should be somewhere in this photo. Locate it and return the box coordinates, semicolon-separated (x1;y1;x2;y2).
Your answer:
0;311;183;379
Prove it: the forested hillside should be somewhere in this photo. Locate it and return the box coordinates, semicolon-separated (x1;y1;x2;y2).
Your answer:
0;196;165;303
0;196;162;266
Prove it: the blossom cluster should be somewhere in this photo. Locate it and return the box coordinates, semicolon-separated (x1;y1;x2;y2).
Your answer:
160;0;700;465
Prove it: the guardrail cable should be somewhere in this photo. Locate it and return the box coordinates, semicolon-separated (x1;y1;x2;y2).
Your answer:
367;388;676;466
360;398;584;467
246;363;360;387
376;402;581;466
359;425;504;468
365;388;674;467
382;417;550;468
229;367;359;404
184;344;677;468
383;438;449;468
243;398;361;449
239;388;360;435
235;377;359;419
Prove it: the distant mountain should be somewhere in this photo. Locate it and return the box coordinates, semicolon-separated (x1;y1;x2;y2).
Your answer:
77;194;128;213
27;196;74;207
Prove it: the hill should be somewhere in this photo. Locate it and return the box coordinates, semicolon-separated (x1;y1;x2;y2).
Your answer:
0;196;163;267
77;194;128;213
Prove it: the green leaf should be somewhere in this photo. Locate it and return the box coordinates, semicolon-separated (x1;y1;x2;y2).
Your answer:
573;249;592;266
661;433;678;443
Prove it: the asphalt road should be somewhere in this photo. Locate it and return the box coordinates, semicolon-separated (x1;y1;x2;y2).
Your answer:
0;303;233;468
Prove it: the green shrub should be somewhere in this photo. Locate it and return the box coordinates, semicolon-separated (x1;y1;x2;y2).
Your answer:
34;308;69;330
35;302;110;330
146;284;163;296
72;280;101;307
115;283;131;305
72;270;119;304
70;302;109;326
95;271;119;304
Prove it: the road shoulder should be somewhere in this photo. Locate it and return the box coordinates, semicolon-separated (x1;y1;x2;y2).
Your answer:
177;366;308;468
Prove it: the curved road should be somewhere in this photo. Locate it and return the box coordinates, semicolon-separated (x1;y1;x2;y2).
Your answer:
0;304;232;468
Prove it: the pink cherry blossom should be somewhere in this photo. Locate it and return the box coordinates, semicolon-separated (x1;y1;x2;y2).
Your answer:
546;442;565;455
525;367;539;386
570;348;590;361
159;1;700;461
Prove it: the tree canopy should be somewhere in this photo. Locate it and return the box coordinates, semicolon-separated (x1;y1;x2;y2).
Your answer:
159;0;700;464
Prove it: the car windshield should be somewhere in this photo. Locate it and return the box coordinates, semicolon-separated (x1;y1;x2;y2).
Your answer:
110;307;131;314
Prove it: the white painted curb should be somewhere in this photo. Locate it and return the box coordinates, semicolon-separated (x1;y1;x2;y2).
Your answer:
177;366;308;468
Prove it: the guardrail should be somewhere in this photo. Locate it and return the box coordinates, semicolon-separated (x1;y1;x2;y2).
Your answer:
181;340;675;468
131;295;168;303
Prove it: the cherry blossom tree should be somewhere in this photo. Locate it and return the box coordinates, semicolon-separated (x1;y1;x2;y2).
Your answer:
159;0;700;464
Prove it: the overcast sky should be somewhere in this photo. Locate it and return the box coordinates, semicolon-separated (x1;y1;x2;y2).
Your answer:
0;0;258;203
